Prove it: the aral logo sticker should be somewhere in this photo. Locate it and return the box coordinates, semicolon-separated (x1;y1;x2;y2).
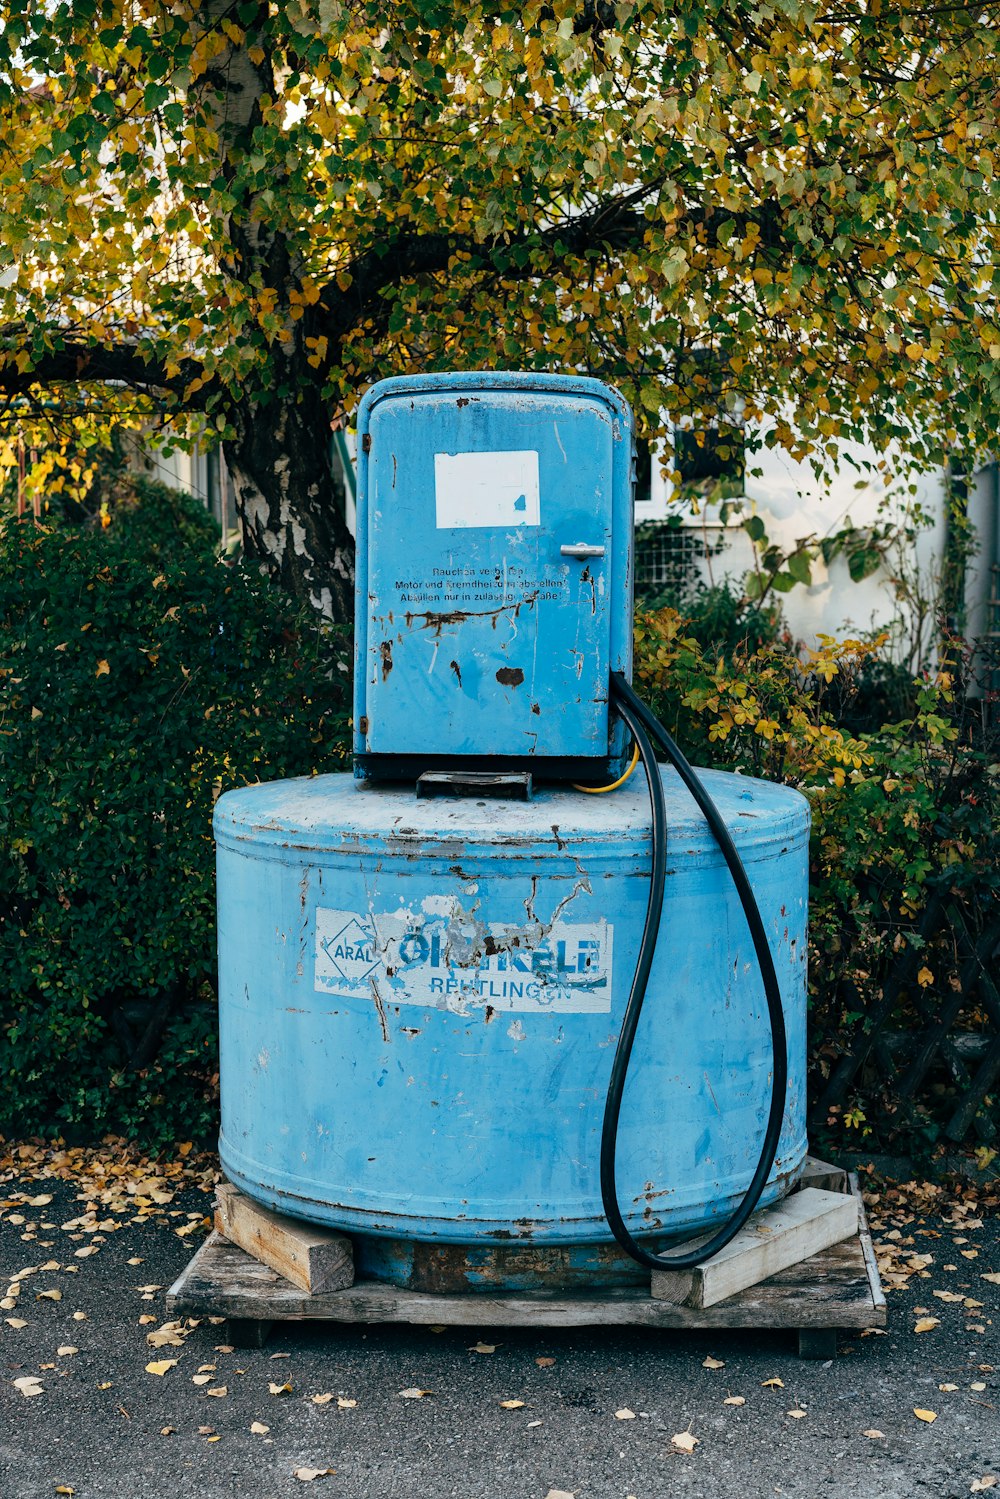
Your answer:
316;915;379;985
314;907;612;1015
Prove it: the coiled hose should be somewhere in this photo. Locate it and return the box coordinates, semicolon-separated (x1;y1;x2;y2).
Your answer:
599;672;789;1270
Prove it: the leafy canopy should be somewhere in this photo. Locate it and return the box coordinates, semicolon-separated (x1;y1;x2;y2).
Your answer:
2;0;1000;482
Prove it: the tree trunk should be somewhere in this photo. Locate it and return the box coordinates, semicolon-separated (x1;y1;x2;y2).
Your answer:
225;379;355;626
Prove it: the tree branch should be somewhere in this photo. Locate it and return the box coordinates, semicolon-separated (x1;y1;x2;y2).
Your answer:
318;187;661;346
0;330;211;406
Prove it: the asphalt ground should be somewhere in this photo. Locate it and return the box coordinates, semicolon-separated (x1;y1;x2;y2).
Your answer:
2;1147;999;1499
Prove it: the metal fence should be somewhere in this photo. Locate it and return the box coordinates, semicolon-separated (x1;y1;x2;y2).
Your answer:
633;520;729;606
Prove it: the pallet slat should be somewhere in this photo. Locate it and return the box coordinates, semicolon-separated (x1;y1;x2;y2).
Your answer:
167;1177;884;1336
214;1183;354;1294
650;1188;858;1309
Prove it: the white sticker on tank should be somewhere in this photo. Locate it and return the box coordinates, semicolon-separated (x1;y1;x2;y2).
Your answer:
314;907;612;1015
434;449;540;529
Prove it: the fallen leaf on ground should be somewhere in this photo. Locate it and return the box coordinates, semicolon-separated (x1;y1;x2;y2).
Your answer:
5;1318;27;1329
543;1491;575;1499
310;1393;335;1405
55;1486;74;1494
147;1331;186;1349
269;1382;293;1396
206;1387;227;1398
13;1376;43;1397
940;1383;959;1392
914;1317;940;1334
934;1291;965;1303
761;1378;784;1389
703;1357;724;1369
614;1408;636;1420
127;1258;143;1266
971;1382;987;1392
72;1312;87;1322
250;1422;269;1435
398;1388;432;1399
57;1346;78;1357
470;1343;496;1354
97;1383;112;1390
292;1469;335;1481
724;1396;745;1406
863;1429;885;1439
500;1399;525;1409
970;1479;998;1492
37;1290;61;1301
160;1427;174;1436
982;1273;1000;1286
527;1420;543;1428
145;1360;177;1377
913;1408;937;1423
337;1398;356;1409
671;1431;698;1453
74;1246;99;1258
536;1357;555;1368
787;1408;807;1419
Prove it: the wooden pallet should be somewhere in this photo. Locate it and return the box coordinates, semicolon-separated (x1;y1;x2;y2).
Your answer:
167;1172;885;1359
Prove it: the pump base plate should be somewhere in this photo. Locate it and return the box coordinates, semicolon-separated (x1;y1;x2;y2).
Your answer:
167;1174;884;1357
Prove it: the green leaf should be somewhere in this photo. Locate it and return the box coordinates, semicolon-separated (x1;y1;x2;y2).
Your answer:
787;551;812;586
744;516;767;544
143;83;171;111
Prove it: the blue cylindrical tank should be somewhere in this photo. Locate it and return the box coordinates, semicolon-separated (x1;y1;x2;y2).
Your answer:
215;769;809;1290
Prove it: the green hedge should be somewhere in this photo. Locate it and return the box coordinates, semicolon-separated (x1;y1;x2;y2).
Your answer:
0;483;350;1147
634;606;1000;1154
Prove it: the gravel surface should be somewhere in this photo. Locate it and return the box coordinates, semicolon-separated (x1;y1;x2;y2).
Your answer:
2;1162;998;1499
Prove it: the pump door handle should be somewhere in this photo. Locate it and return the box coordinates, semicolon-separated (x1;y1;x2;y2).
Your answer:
560;543;606;559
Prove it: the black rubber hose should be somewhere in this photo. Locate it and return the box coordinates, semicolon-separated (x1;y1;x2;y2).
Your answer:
600;671;789;1271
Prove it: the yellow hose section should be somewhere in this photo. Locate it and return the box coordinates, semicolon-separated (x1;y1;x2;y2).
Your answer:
572;741;640;795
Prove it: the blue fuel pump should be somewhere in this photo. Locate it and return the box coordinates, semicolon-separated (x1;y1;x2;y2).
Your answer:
214;370;807;1291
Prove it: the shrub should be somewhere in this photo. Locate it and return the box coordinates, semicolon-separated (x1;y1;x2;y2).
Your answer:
0;500;350;1147
635;607;1000;1154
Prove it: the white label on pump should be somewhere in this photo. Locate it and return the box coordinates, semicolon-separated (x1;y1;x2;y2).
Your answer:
434;449;540;529
314;906;612;1015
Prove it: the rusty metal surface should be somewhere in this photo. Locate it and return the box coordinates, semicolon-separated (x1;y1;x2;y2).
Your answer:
353;1235;653;1294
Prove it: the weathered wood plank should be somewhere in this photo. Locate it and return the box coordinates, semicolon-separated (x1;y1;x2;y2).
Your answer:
650;1189;859;1309
226;1317;273;1348
167;1223;884;1332
798;1328;838;1359
851;1172;886;1317
214;1183;354;1294
796;1156;849;1195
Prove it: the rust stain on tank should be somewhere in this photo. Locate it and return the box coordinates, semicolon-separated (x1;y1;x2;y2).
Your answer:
380;639;393;680
404;592;538;636
450;659;462;687
496;666;524;687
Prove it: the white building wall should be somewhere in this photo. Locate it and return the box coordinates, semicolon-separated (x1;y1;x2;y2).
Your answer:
636;429;950;653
